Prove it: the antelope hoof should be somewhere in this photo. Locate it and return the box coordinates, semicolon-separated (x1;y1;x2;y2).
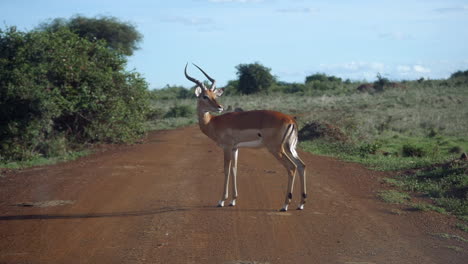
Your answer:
229;199;236;206
217;200;225;207
297;204;305;210
280;204;289;212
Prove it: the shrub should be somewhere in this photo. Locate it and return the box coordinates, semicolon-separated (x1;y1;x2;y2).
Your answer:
450;70;468;80
235;62;275;94
146;108;165;120
164;105;194;118
150;85;192;100
402;144;426;157
0;27;149;162
449;146;463;154
305;73;342;83
358;142;381;156
374;73;391;91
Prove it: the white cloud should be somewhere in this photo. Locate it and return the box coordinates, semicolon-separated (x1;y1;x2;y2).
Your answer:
396;64;430;76
413;65;431;73
321;61;385;72
397;65;411;73
276;7;319;14
314;61;386;81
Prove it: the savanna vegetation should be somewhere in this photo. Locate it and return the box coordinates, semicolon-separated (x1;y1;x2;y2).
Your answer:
0;16;149;167
1;16;467;223
148;64;468;222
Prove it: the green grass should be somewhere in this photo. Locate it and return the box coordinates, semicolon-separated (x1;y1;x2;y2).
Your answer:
300;139;453;171
431;233;468;243
444;245;464;253
0;150;91;169
378;190;411;204
456;223;468;233
409;202;447;214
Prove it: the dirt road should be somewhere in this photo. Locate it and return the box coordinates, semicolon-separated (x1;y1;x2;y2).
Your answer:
1;126;466;264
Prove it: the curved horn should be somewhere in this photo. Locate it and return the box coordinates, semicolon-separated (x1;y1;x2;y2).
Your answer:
193;63;216;91
184;63;206;90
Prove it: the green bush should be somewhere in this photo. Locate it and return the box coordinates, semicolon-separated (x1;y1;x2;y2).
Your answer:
305;73;342;83
0;27;149;162
374;73;391;91
150;85;193;100
164;105;194;118
235;62;275;94
402;144;427;157
358;142;381;156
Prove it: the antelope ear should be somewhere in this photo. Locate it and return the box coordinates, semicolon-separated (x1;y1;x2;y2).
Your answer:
194;86;202;97
215;88;224;97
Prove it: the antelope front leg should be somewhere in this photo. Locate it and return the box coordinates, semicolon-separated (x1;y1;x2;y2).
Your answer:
229;148;238;206
218;148;232;207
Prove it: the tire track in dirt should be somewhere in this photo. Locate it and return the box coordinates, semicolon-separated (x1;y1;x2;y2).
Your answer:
0;126;467;264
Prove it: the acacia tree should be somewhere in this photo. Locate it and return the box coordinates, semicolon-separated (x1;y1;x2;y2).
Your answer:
38;15;142;56
235;62;275;94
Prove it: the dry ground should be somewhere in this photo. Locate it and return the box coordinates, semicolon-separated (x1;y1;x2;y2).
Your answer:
1;126;467;264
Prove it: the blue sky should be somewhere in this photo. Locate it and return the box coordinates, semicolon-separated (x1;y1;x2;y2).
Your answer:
2;0;468;88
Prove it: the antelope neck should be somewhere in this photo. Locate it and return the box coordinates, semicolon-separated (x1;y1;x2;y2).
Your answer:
197;103;214;137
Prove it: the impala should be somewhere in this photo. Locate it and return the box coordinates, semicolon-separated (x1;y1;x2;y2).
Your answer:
185;64;307;211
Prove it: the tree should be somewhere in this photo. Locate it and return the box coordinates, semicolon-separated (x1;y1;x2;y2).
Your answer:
373;73;390;91
450;70;468;81
0;26;149;161
305;73;342;83
38;15;142;56
235;62;275;94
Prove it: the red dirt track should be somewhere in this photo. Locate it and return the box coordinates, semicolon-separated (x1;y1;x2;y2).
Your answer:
1;126;467;264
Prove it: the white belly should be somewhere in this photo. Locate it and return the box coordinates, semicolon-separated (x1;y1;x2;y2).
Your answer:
236;138;263;148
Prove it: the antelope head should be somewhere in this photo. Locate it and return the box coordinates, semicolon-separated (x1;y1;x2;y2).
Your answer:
184;63;224;113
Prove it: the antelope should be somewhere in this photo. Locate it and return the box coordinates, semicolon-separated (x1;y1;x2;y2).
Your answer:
185;64;307;211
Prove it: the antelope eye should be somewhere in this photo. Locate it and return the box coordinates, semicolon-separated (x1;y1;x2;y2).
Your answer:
202;95;208;100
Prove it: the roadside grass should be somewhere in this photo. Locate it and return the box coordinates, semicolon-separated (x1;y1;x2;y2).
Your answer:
457;223;468;233
430;233;468;243
444;245;464;253
299;137;466;171
409;202;447;214
0;150;91;169
378;190;411;204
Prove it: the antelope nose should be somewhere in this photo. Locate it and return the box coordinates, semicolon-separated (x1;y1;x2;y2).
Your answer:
217;106;224;112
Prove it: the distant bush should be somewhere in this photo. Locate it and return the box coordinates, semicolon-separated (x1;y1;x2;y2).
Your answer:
402;144;427;157
449;70;468;85
236;62;275;94
0;27;149;162
450;70;468;79
146;108;165;120
150;85;192;100
374;73;391;91
164;105;194;118
303;73;344;93
358;142;381;156
222;80;240;96
305;73;342;83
